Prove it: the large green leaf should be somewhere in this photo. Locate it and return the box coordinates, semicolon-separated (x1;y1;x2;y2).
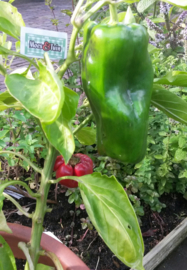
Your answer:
154;71;187;86
0;91;22;111
42;87;79;164
0;1;25;40
137;0;157;13
151;84;187;124
162;0;187;9
5;61;64;124
0;46;38;69
79;173;144;270
75;127;96;145
0;235;16;270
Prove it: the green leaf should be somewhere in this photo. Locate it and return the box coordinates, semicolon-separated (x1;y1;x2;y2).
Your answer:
0;46;38;69
162;0;187;9
0;91;17;104
118;12;127;22
0;91;22;111
169;87;181;93
154;155;164;159
168;5;174;18
0;1;25;40
42;87;79;164
151;84;187;125
174;149;186;162
15;40;20;52
183;192;187;200
124;6;136;24
159;131;167;136
0;235;16;270
0;211;12;233
179;137;186;148
5;61;64;124
137;0;157;13
79;173;144;270
10;66;34;79
179;170;187;178
61;9;73;16
13;111;26;122
36;264;54;270
154;71;187;86
0;130;9;139
75;127;96;145
151;17;165;23
134;162;143;169
147;28;156;39
68;194;75;204
148;43;160;54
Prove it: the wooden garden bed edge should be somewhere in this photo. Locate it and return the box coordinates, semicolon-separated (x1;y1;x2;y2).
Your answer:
131;217;187;270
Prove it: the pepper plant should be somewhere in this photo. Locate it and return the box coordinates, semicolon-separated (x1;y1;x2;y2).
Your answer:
1;1;187;270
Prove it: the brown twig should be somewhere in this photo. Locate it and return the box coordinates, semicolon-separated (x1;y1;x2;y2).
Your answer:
77;228;89;242
152;212;165;236
86;232;98;250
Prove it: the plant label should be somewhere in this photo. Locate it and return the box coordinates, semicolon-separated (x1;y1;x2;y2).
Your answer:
20;27;68;60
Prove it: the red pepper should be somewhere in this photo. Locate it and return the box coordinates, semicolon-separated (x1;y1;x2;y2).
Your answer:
54;153;93;188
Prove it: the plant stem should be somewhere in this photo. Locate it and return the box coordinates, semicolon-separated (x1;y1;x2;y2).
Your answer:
58;27;79;78
75;43;83;51
3;192;33;218
164;12;170;32
153;1;157;18
7;111;16;143
19;243;34;270
59;0;126;79
49;175;79;185
80;0;125;27
42;251;64;270
51;6;59;31
29;144;57;268
36;118;49;149
72;0;75;10
73;114;93;135
109;4;118;24
0;151;42;174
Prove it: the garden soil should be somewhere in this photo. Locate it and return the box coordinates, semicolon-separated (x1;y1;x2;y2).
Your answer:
3;185;187;270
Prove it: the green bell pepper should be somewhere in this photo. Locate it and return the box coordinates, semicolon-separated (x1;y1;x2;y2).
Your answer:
82;20;153;163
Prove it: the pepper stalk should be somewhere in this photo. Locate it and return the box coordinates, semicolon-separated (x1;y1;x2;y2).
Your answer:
58;0;126;78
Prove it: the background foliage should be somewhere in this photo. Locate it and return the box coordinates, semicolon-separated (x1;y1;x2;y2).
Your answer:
1;0;187;218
